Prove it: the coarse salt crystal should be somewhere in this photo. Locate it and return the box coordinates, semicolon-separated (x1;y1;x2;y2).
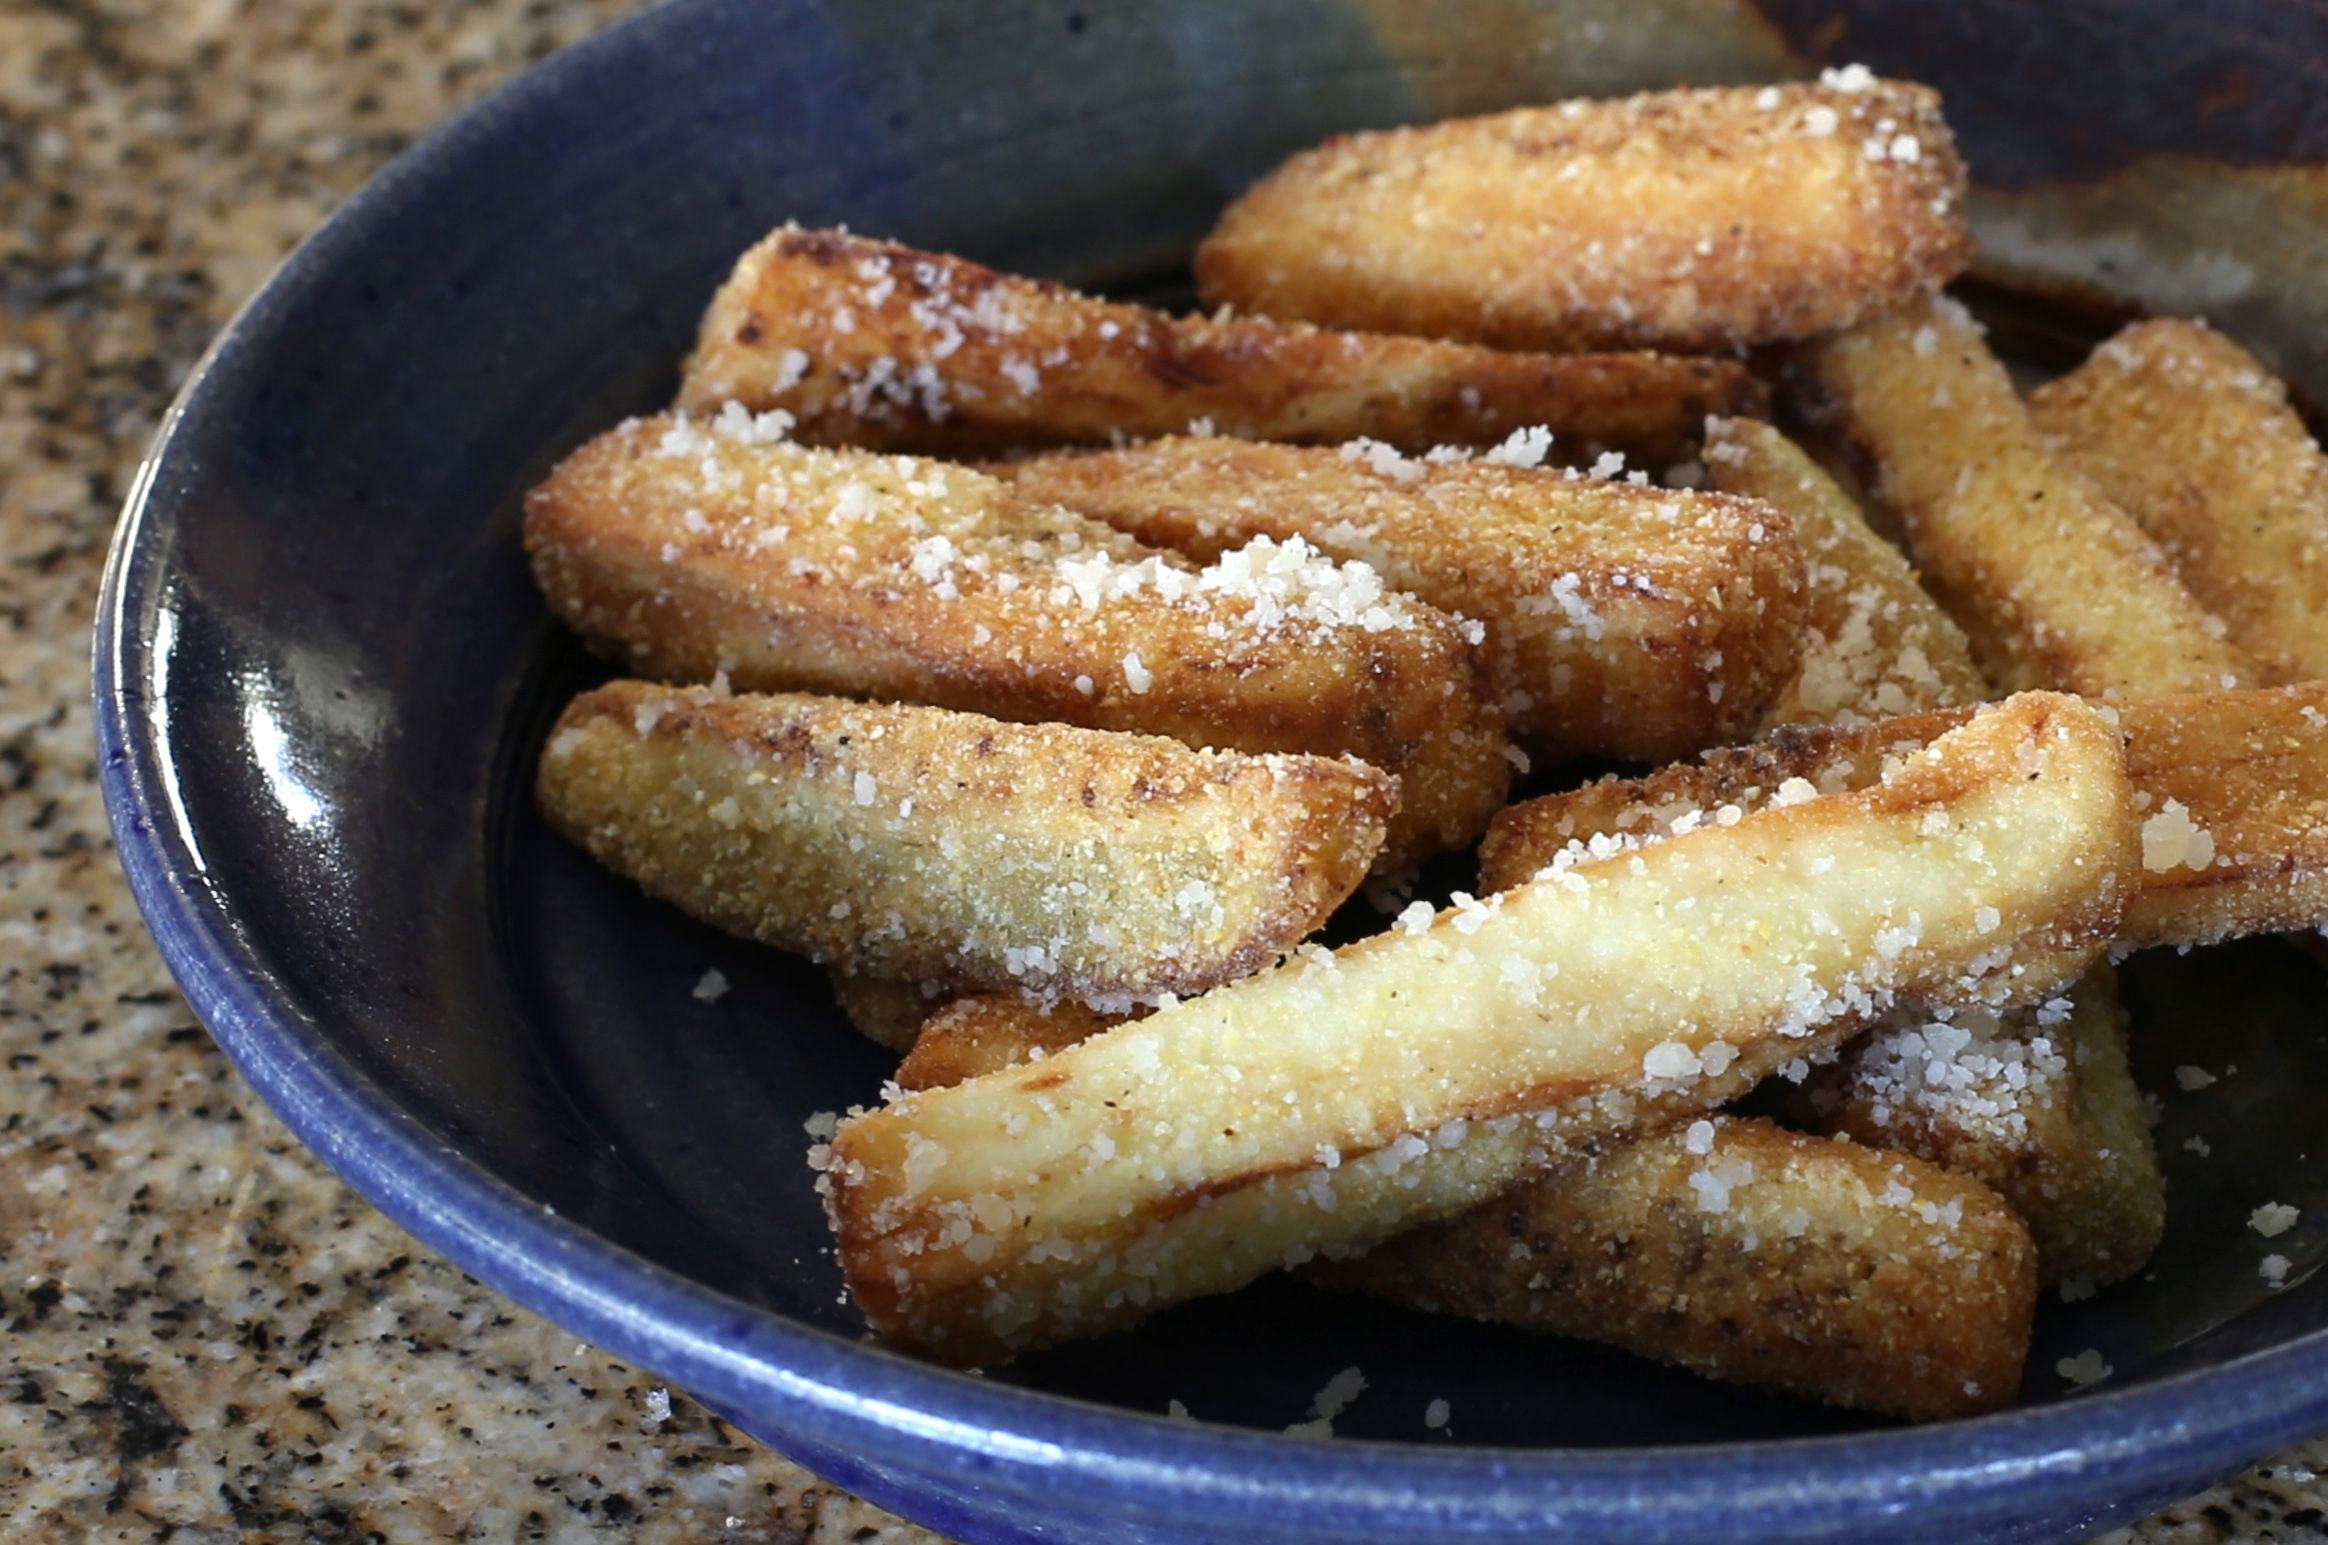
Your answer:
853;771;877;806
2262;1254;2292;1288
2251;1203;2299;1238
692;968;730;1003
2174;1065;2217;1091
1684;1119;1717;1155
2056;1349;2112;1387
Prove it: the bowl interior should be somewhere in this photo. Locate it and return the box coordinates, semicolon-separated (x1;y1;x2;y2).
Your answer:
111;0;2328;1461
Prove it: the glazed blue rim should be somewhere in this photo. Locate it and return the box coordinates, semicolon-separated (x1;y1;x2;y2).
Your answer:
89;1;2328;1538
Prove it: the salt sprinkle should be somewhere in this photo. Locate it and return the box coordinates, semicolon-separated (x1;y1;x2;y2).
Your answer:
2251;1203;2299;1238
2056;1349;2112;1387
691;968;730;1003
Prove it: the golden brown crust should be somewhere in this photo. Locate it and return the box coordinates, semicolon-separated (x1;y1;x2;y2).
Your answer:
1483;685;2328;951
825;693;2134;1364
675;227;1760;466
537;682;1392;1000
2030;319;2328;687
1796;297;2253;698
828;968;948;1054
997;436;1809;764
1805;966;2161;1287
896;994;1133;1092
1313;1117;2035;1420
1194;79;1973;354
860;951;2040;1417
523;412;1507;870
1704;418;1988;728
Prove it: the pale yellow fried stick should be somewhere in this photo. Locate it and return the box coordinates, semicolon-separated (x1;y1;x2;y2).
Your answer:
1806;967;2160;1287
524;408;1507;870
538;682;1392;1002
885;993;2037;1419
1193;77;1972;355
2030;319;2328;687
996;435;1809;765
675;227;1760;466
1313;1117;2037;1421
1704;425;2154;1285
1704;418;1984;729
823;694;2135;1365
1797;296;2254;698
1482;685;2328;953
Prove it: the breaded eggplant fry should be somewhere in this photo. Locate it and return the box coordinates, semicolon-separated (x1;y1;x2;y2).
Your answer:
1313;1117;2036;1420
524;409;1505;869
823;694;2135;1364
2030;319;2328;686
1806;969;2161;1287
1193;78;1972;355
1482;685;2328;952
538;682;1392;1001
1703;418;1986;728
886;998;2041;1418
997;435;1809;763
828;968;948;1054
676;227;1758;466
896;993;1132;1093
1799;297;2252;698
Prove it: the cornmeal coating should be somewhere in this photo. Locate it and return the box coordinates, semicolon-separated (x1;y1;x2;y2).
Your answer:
1482;685;2328;952
1807;967;2162;1287
2031;319;2328;687
1704;417;1986;729
1799;297;2253;698
676;227;1757;466
998;435;1808;764
538;682;1391;1001
524;408;1507;870
878;993;2040;1419
1314;1117;2036;1421
823;694;2134;1365
1193;77;1972;354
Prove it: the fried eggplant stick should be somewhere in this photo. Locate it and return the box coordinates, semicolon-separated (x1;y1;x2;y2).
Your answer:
2030;318;2328;687
1193;77;1972;355
997;435;1809;764
1704;417;1985;728
1805;968;2160;1287
1482;684;2328;953
886;987;2037;1418
1797;296;2253;698
824;694;2135;1365
1706;423;2155;1283
1314;1117;2037;1421
525;408;1507;869
676;227;1757;466
538;682;1392;1001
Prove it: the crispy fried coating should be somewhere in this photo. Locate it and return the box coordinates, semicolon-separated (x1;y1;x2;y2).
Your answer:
675;227;1758;466
1805;967;2161;1287
895;993;1132;1093
537;682;1392;1001
823;694;2135;1364
828;968;947;1054
2030;319;2328;687
523;409;1506;870
1798;297;2253;698
996;436;1809;764
1704;418;1986;728
878;988;2040;1417
1482;685;2328;951
1312;1117;2036;1420
1193;79;1972;355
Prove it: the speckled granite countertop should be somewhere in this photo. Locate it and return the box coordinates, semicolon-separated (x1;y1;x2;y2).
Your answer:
0;4;2322;1541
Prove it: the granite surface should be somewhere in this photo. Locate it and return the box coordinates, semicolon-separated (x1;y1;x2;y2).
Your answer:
0;2;2323;1541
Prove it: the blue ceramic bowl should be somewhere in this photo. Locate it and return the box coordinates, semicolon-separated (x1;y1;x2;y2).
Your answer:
95;2;2328;1540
